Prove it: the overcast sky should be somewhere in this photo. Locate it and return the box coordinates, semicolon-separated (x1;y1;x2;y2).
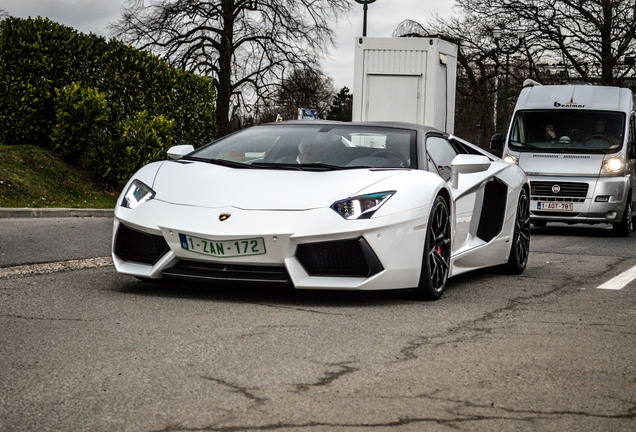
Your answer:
0;0;454;89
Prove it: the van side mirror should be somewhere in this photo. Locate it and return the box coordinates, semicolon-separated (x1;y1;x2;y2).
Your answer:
490;133;504;157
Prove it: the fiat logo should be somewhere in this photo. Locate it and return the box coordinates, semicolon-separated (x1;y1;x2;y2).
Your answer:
552;185;561;194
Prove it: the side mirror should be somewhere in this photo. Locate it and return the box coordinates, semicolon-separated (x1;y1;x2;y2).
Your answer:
490;133;504;157
167;145;195;160
450;154;491;188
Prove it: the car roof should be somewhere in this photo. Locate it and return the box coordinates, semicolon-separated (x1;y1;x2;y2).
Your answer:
261;120;445;136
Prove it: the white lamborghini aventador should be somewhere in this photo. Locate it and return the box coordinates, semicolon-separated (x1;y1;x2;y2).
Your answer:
112;121;530;300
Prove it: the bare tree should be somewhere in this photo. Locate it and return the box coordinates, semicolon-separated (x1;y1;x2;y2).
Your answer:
404;13;512;145
112;0;352;136
253;66;334;123
273;67;334;121
456;0;636;86
409;0;635;145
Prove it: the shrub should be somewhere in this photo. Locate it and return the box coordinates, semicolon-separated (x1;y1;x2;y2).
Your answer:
51;82;109;163
0;16;216;187
94;111;175;188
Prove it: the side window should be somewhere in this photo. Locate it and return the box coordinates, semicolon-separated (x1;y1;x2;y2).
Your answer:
448;137;484;156
426;136;458;182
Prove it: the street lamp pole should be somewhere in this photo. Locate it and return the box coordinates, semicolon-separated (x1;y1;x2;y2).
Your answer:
493;27;526;133
354;0;377;37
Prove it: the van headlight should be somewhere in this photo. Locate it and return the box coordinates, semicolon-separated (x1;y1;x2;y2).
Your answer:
600;158;623;174
503;152;518;164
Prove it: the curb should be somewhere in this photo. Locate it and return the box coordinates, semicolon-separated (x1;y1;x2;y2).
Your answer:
0;208;114;218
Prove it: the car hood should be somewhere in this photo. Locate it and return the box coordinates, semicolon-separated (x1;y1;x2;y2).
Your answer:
152;160;404;210
517;153;603;176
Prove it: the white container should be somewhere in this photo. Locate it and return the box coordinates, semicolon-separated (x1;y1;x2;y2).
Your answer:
352;37;458;133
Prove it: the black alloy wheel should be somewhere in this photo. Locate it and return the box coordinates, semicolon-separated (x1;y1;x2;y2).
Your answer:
416;195;451;300
504;188;530;274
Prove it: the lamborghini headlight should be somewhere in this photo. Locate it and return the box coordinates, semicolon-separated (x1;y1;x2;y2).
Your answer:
600;157;623;174
122;179;155;209
331;191;395;220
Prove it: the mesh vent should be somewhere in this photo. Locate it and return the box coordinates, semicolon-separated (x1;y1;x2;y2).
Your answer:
114;224;170;265
296;238;383;277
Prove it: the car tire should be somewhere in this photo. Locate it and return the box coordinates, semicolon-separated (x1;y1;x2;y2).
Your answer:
503;188;531;274
613;199;632;237
414;195;451;301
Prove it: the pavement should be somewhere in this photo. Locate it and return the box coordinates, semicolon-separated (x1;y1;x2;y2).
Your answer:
0;209;114;269
0;208;113;218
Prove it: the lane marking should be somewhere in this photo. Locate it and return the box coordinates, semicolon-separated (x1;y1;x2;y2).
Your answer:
597;264;636;290
0;257;112;280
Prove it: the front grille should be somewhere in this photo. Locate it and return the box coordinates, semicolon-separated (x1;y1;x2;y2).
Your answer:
114;224;170;265
531;181;589;198
531;197;586;203
296;238;383;277
163;260;291;284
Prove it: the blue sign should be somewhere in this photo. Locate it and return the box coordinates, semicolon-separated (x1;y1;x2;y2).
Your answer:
298;108;318;120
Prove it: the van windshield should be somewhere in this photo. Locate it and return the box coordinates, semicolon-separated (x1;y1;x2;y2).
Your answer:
508;110;625;154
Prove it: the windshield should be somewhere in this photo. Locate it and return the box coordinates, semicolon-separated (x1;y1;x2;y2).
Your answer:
187;124;417;169
508;110;625;154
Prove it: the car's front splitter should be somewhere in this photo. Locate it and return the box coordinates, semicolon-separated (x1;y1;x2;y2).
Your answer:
112;200;429;291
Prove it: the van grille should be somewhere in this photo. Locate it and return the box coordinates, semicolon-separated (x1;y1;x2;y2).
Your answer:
531;181;588;198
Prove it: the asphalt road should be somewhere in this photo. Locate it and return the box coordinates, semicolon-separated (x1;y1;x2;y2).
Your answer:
0;217;113;267
1;217;634;431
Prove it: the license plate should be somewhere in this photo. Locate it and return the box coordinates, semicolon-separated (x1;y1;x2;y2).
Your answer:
536;202;573;211
179;234;266;258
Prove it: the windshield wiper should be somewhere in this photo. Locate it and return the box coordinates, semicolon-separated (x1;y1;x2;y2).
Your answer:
185;157;254;169
296;163;350;171
510;139;539;149
251;162;351;171
249;162;303;170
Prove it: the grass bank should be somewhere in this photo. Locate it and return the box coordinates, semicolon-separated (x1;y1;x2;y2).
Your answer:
0;145;118;208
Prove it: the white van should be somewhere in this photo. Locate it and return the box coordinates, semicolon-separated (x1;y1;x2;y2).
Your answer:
496;81;636;236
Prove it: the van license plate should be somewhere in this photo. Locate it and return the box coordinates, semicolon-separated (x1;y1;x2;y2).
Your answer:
179;234;266;258
536;202;573;211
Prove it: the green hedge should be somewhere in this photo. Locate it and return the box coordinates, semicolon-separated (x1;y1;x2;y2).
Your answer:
97;111;176;188
0;17;216;187
51;82;109;163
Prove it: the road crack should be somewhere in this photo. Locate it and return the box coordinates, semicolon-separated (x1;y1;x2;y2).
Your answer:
200;376;267;404
396;271;593;361
294;361;358;392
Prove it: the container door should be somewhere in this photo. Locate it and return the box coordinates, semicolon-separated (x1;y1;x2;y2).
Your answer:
365;75;420;123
